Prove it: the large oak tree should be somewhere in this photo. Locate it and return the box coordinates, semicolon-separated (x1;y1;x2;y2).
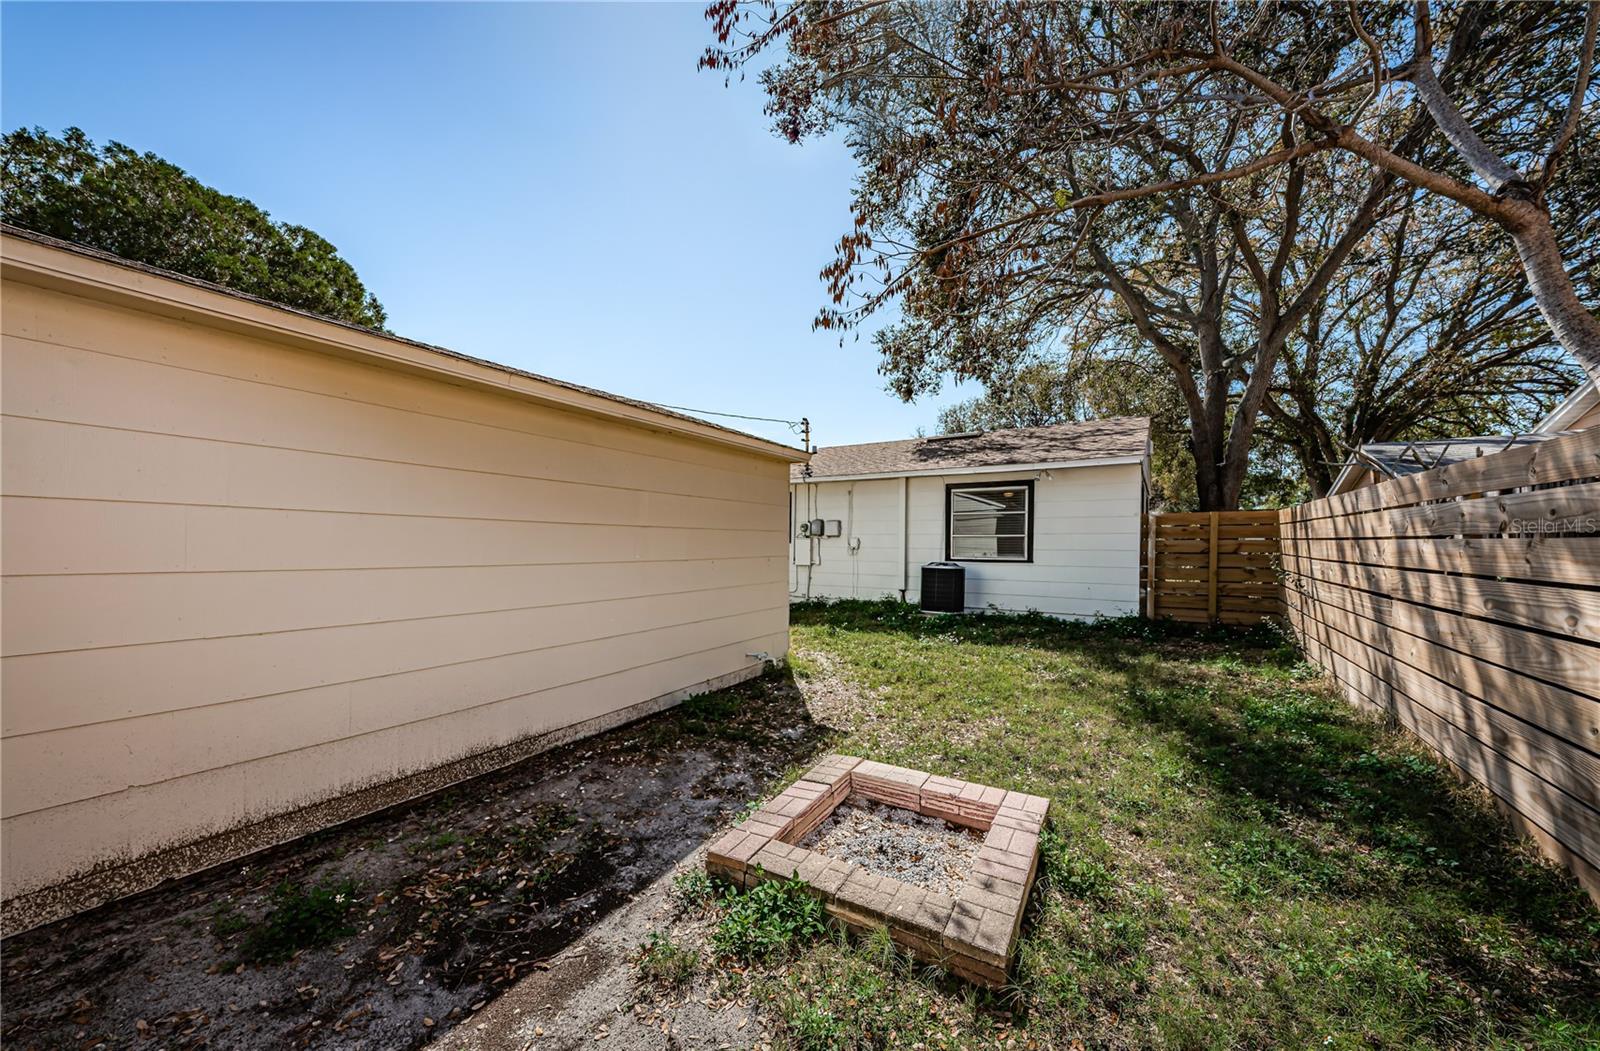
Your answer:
1;127;387;329
704;1;1599;509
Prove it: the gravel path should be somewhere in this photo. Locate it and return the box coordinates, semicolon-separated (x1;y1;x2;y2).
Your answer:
799;802;981;896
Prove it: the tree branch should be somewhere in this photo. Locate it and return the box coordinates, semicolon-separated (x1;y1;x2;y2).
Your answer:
1406;0;1522;192
1540;0;1599;192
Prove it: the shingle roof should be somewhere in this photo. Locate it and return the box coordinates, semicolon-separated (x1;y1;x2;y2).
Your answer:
791;417;1149;482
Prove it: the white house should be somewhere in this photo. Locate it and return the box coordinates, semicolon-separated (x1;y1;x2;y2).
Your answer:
790;418;1151;619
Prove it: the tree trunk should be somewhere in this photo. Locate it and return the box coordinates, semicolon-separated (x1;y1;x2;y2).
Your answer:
1502;197;1600;381
1189;388;1237;511
1192;457;1231;511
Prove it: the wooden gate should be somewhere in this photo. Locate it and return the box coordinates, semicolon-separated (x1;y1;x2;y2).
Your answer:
1145;510;1283;624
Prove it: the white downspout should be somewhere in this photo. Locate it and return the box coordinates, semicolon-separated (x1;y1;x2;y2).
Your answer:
846;484;857;596
805;482;816;599
899;475;910;602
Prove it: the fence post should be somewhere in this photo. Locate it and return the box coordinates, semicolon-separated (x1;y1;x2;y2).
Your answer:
1146;513;1158;619
1207;511;1220;622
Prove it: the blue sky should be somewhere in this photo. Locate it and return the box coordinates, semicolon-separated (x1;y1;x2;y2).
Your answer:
1;1;977;448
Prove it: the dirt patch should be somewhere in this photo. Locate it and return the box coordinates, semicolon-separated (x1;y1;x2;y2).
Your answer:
800;802;982;897
789;645;889;732
430;852;776;1051
0;670;831;1051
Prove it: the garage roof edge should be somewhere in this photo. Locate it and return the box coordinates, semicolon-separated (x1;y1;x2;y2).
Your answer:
0;224;807;463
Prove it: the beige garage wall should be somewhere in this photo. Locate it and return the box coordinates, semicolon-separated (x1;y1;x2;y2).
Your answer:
1;270;792;927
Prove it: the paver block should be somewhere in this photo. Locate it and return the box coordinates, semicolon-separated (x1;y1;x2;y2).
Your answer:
992;809;1041;833
766;792;816;819
739;811;791;840
944;950;1008;987
943;900;1010;966
1003;790;1051;816
1006;828;1040;857
973;853;1032;886
794;848;831;886
750;842;802;882
851;760;931;810
967;870;1026;902
810;857;855;900
921;774;1006;829
960;883;1022;915
837;867;897;918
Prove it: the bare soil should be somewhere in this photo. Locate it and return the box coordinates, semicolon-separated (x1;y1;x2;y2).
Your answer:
429;849;775;1051
0;669;831;1051
800;802;982;897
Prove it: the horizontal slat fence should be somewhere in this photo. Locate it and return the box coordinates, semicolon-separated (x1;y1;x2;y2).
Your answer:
1280;426;1600;903
1146;510;1283;625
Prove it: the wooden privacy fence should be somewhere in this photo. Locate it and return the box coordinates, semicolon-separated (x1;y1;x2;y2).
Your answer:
1279;426;1600;902
1145;510;1283;624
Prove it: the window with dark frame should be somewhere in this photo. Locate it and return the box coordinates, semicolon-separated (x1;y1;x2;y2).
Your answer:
946;480;1033;562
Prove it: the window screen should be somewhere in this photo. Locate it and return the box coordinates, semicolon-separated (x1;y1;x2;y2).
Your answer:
947;482;1032;561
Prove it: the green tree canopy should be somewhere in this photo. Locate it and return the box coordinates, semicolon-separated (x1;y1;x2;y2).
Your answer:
703;1;1597;509
1;127;386;329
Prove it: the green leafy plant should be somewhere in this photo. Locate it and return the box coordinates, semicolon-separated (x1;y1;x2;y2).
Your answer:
1039;825;1115;902
768;936;941;1050
712;876;827;963
634;932;698;988
1208;828;1347;899
670;869;716;911
209;902;251;939
783;998;849;1050
236;879;362;964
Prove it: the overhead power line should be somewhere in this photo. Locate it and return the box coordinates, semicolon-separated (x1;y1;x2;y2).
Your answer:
654;404;812;448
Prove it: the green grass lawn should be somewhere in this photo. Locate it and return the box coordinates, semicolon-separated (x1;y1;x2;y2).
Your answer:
739;599;1598;1050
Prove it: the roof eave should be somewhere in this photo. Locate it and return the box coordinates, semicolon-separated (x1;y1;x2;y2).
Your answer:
0;228;807;463
1534;378;1597;433
1327;459;1365;496
792;453;1146;484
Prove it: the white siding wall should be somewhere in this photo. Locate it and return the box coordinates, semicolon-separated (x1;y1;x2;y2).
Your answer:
791;464;1144;618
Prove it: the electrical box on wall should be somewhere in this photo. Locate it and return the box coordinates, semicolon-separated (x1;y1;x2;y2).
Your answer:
824;520;842;537
808;518;825;537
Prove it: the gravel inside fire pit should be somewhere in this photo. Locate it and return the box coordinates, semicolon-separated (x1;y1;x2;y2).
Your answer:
799;801;982;895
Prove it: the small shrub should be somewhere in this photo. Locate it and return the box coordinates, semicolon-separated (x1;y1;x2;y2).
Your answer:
1039;825;1115;901
210;902;251;938
424;831;462;852
712;876;826;962
768;941;937;1050
635;932;698;988
670;869;716;911
237;879;361;964
784;998;849;1050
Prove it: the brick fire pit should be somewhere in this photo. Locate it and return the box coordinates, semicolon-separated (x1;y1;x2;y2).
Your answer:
706;755;1048;986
